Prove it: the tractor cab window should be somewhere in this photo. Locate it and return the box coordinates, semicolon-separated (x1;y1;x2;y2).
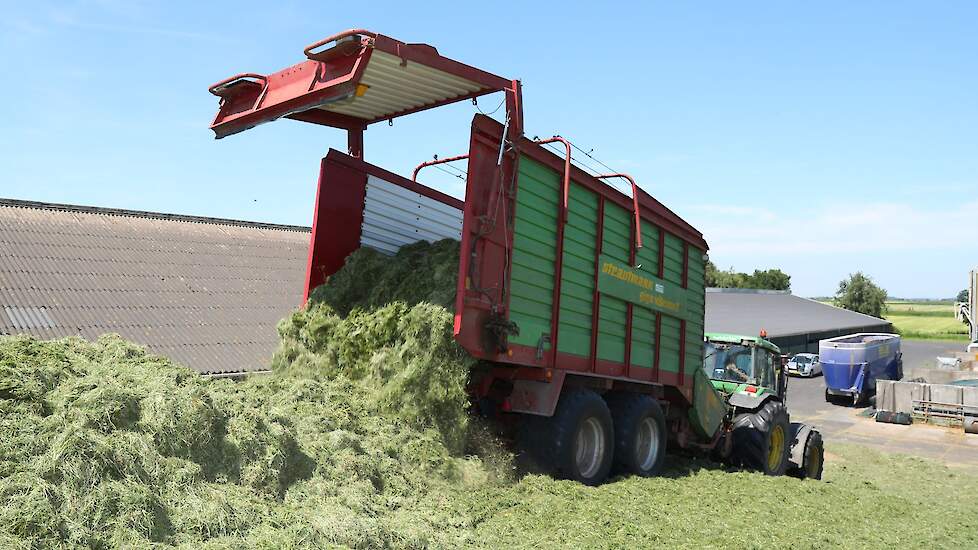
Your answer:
704;342;777;388
704;342;751;384
753;349;776;389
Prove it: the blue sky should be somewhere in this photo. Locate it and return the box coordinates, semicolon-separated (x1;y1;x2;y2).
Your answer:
1;1;975;298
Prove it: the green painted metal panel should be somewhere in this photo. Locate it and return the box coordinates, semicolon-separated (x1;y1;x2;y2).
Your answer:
630;306;655;368
509;157;558;348
659;315;682;373
635;222;660;275
597;202;631;363
557;182;598;356
507;153;707;390
663;233;684;286
684;246;706;377
597;297;627;363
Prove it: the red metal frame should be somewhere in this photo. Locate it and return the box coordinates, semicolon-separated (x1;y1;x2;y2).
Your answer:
533;137;573;223
679;319;687;387
303;149;464;300
589;197;605;373
532;137;573;367
209;73;267;98
303;154;367;301
456;115;708;398
209;29;519;149
412;154;470;182
304;29;377;60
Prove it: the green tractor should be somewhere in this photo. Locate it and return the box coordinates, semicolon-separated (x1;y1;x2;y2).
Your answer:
703;332;824;479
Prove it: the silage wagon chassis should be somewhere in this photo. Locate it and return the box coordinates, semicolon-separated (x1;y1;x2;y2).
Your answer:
208;29;821;483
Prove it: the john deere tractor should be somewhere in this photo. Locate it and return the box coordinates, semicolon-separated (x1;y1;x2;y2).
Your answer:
703;333;824;479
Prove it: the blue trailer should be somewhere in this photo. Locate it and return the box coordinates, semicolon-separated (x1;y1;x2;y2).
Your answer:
821;333;903;406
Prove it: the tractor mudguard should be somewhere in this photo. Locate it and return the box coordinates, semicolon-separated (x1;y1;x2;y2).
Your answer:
788;422;824;480
789;422;814;470
726;391;774;412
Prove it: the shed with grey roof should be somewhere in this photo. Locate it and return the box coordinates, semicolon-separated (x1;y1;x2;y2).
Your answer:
705;288;893;354
0;199;309;374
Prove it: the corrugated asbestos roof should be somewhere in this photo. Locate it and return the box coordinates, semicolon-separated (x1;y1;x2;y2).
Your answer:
705;288;890;338
0;199;309;374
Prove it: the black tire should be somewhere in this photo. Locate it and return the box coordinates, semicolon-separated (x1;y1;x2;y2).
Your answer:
788;430;824;480
605;393;667;477
545;389;614;485
730;400;791;476
515;414;551;475
825;389;844;405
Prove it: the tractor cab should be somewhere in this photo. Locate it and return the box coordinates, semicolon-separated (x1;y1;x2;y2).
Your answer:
703;332;787;403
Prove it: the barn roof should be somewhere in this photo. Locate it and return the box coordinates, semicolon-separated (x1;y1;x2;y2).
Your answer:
0;198;309;374
705;288;890;339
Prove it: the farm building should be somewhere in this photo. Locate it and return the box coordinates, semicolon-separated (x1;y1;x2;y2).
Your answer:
0;199;308;375
1;198;892;374
705;288;893;354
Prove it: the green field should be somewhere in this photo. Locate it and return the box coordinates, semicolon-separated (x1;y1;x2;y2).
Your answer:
884;301;969;341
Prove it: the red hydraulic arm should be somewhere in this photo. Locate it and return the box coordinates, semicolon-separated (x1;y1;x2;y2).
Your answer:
595;173;644;250
412;154;470;182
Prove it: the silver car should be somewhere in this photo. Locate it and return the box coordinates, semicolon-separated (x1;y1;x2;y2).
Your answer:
786;353;822;377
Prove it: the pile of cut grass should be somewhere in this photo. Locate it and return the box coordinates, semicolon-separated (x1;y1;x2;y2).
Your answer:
0;332;492;549
0;239;496;548
3;238;978;548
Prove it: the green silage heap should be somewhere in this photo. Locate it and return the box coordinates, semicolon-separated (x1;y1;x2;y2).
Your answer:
4;238;978;548
0;239;499;549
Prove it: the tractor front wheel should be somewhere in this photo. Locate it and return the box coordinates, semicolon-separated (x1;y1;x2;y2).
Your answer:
789;430;824;480
730;400;791;476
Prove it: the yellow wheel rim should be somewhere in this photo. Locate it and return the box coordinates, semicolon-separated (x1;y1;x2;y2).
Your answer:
767;425;785;472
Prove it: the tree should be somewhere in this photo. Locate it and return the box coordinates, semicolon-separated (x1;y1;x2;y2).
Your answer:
957;289;969;303
834;272;887;318
747;269;791;291
705;260;720;287
704;260;791;291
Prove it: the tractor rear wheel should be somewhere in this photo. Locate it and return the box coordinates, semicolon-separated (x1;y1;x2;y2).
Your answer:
606;393;667;477
545;389;614;485
730;400;791;476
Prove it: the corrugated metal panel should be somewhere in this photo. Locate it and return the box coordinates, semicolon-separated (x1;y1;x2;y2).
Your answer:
3;305;57;330
599;201;630;364
507;156;558;350
323;50;486;121
360;174;462;254
557;182;597;358
705;289;892;346
0;201;310;373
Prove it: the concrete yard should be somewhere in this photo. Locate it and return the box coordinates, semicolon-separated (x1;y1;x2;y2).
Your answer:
787;339;978;467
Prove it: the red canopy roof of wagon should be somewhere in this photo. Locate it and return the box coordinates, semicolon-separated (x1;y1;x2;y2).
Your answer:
208;29;514;139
